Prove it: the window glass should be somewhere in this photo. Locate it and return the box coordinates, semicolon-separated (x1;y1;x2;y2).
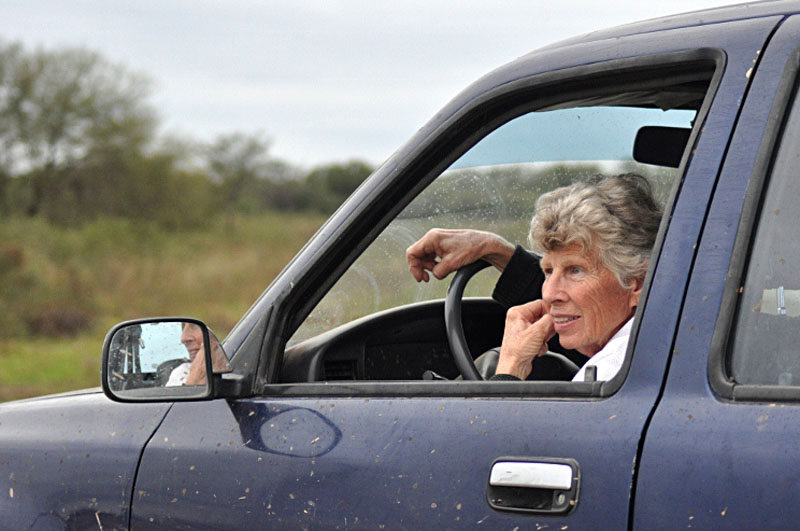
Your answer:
729;94;800;386
290;105;694;344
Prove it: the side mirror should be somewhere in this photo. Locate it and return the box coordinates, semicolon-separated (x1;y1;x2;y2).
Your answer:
101;318;231;402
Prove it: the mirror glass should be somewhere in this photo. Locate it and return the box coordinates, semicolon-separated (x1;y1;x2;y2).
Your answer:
105;320;231;400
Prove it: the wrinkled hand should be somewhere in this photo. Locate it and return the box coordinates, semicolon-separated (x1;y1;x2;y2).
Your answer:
496;300;555;380
406;228;515;282
184;349;207;386
184;336;231;386
209;338;231;372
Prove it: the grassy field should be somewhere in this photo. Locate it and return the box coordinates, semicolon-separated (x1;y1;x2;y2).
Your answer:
0;212;326;401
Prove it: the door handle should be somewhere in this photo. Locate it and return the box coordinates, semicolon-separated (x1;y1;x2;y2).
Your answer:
487;458;580;514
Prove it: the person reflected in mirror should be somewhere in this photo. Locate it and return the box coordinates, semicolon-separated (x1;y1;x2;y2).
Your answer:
406;173;662;381
166;322;231;386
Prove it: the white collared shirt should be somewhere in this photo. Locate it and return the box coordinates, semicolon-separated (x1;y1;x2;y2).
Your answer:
571;318;632;382
166;362;191;387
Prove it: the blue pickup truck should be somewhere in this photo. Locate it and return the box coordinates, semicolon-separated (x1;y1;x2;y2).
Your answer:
5;1;800;528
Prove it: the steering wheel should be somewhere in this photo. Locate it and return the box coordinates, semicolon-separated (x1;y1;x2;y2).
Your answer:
445;260;580;381
444;260;492;380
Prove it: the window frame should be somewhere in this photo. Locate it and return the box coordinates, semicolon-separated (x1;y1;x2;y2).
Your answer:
257;50;724;398
709;45;800;402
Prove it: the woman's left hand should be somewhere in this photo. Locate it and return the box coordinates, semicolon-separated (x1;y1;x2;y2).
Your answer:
496;300;555;380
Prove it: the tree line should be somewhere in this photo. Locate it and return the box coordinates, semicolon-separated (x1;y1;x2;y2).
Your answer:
0;40;374;229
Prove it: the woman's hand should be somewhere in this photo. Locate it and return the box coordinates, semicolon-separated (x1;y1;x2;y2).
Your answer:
406;228;515;282
209;340;231;372
496;300;555;380
184;348;207;386
183;335;230;386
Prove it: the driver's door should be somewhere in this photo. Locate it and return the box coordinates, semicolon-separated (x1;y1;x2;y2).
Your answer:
127;19;772;528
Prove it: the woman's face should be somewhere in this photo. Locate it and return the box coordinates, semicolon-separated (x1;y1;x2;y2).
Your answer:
180;323;204;361
540;244;642;357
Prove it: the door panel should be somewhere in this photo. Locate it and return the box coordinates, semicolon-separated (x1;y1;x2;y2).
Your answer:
634;15;800;529
132;396;648;528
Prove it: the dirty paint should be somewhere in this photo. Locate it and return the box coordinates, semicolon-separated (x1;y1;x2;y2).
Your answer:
0;391;170;528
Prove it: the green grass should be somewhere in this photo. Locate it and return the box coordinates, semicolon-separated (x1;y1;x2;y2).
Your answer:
0;335;101;401
0;212;326;401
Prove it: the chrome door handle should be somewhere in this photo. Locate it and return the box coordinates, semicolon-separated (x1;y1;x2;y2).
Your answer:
490;461;573;490
487;458;580;514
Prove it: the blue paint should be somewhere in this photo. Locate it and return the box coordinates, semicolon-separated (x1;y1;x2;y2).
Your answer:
0;391;170;529
634;13;800;528
130;397;646;528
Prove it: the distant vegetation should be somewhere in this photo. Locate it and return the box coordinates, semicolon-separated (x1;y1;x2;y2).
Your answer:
0;40;372;334
0;40;370;400
0;40;374;228
0;211;326;400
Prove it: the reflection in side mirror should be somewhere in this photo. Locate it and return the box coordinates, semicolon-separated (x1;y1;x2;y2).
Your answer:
101;318;231;402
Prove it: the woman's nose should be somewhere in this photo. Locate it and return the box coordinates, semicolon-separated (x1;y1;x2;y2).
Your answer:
542;273;567;303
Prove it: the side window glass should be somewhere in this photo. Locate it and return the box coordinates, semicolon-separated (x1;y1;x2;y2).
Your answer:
729;95;800;386
290;105;694;344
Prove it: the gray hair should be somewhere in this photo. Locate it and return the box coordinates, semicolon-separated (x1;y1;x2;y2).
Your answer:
528;173;662;287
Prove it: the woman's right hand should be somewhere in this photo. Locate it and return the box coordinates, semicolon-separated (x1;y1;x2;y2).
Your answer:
183;335;231;386
495;299;555;380
406;228;515;282
184;345;208;386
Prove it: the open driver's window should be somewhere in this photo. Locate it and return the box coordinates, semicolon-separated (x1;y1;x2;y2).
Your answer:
283;63;714;384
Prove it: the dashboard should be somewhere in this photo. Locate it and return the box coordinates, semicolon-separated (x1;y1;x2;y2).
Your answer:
281;299;506;382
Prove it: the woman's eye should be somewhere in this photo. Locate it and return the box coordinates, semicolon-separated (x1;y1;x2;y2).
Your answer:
569;266;583;275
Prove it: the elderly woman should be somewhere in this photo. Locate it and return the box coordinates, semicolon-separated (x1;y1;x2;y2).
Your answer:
406;173;662;381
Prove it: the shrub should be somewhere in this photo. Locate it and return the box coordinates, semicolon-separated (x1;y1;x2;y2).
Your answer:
24;307;92;338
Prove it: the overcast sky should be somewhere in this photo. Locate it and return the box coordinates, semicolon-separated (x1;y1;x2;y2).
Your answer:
3;0;738;168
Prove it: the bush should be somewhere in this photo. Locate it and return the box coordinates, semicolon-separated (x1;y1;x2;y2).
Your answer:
24;307;92;337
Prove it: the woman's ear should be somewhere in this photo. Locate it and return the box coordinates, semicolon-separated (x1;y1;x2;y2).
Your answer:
629;275;645;309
